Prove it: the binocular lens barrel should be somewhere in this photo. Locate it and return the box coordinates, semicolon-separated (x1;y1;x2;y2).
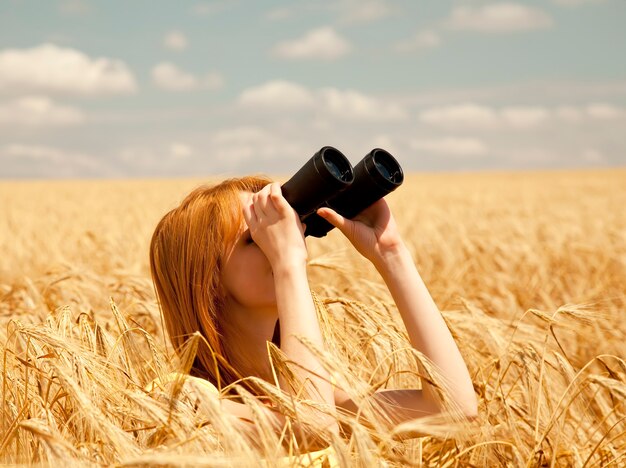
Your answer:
281;146;404;238
323;148;403;222
372;149;403;184
323;152;353;182
281;146;353;217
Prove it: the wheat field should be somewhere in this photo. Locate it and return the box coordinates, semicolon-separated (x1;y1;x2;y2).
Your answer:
1;169;625;466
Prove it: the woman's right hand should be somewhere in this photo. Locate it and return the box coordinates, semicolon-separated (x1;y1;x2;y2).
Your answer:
242;182;307;270
244;187;337;430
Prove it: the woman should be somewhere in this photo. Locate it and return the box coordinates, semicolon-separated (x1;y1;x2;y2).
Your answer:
149;175;477;446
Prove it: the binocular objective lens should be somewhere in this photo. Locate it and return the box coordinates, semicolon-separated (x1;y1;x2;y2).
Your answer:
374;156;401;183
323;151;352;182
326;160;344;180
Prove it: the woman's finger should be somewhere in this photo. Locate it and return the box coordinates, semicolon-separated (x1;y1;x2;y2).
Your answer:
261;184;276;216
242;193;257;225
253;187;270;219
317;207;353;235
268;182;290;214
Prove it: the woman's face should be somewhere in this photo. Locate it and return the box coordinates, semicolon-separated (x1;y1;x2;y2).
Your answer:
220;191;276;310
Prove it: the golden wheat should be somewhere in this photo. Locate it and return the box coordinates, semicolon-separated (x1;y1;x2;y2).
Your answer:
1;169;624;466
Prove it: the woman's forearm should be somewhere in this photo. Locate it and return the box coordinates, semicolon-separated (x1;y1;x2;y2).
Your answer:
221;397;333;450
373;244;478;417
273;260;338;431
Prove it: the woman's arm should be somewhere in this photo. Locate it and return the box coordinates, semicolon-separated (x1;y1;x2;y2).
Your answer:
373;245;478;417
244;183;338;434
318;201;478;420
219;397;334;449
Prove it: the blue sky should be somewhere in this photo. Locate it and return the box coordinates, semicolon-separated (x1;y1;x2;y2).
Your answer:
0;0;625;178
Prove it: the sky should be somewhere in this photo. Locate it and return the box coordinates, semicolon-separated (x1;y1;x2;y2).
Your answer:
0;0;625;179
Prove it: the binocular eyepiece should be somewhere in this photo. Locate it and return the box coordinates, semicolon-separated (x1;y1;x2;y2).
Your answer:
281;146;404;238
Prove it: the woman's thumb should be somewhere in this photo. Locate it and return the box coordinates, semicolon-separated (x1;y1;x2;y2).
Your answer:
317;207;348;231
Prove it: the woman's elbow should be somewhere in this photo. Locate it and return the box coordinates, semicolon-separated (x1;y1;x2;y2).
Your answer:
429;394;479;422
451;395;479;422
462;402;479;422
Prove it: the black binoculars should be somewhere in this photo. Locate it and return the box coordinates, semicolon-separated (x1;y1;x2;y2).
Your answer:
281;146;404;238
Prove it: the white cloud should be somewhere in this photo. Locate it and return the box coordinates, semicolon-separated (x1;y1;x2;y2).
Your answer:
211;127;274;162
44;33;73;46
152;63;197;91
418;103;613;129
238;80;316;109
237;80;408;122
395;30;441;52
3;143;73;163
118;142;193;167
402;80;626;108
586;103;625;119
555;106;584;122
191;1;234;16
169;142;193;159
272;27;352;60
370;135;400;157
0;96;84;126
446;3;553;33
152;62;223;91
410;137;489;157
501;106;550;128
0;44;137;96
552;0;606;5
266;7;294;21
581;148;606;163
164;31;188;51
335;0;394;24
2;143;101;171
203;72;224;90
503;147;562;163
118;146;156;166
320;88;407;121
419;103;499;129
59;0;91;15
209;126;305;164
266;1;392;24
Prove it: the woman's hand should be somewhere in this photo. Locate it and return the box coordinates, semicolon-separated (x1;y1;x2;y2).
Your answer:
242;182;307;269
317;199;406;268
323;199;479;421
244;187;337;429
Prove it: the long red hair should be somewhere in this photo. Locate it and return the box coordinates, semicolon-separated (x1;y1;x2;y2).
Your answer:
149;176;272;388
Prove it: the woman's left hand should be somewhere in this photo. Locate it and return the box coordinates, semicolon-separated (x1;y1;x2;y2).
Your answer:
316;199;406;267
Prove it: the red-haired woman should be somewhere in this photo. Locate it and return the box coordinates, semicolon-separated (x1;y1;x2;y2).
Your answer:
149;176;477;455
